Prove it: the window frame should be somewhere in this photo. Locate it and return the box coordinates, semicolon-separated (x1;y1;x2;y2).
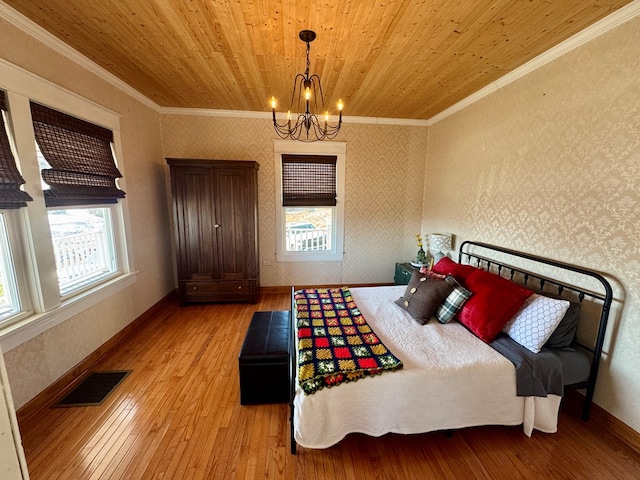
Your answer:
273;140;345;262
0;210;33;324
0;61;136;351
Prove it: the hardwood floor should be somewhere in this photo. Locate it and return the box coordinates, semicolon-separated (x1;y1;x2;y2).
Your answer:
18;292;640;479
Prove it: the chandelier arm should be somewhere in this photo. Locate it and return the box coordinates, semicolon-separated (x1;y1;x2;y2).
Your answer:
273;117;292;130
309;74;326;111
323;118;342;130
290;73;307;110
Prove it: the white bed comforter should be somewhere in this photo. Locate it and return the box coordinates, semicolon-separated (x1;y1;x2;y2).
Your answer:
293;285;561;449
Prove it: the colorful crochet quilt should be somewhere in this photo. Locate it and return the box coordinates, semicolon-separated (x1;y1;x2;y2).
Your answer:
294;287;403;395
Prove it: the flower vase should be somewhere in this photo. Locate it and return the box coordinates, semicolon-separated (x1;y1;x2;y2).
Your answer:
411;247;427;267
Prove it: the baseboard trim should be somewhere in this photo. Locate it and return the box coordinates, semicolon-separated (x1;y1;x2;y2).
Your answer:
16;291;177;425
587;395;640;456
259;286;291;294
551;388;640;457
260;283;393;295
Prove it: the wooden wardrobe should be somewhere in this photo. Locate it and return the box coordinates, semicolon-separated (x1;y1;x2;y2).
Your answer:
167;158;259;303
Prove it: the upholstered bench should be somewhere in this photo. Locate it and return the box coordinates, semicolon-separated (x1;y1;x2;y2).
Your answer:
238;310;291;405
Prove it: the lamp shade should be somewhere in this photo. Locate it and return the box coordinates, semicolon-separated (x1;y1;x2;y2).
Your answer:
429;233;452;256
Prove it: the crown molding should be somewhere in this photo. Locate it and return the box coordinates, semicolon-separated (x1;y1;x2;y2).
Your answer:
342;115;429;127
0;1;160;112
160;107;272;119
160;106;430;127
427;0;640;125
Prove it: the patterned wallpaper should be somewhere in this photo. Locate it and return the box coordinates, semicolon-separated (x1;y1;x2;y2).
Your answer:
0;18;174;409
424;16;640;432
160;116;428;286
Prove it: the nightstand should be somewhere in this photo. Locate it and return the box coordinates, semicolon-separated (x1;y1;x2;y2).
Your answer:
394;262;418;285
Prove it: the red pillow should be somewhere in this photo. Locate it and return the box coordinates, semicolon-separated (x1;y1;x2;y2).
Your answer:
431;257;477;283
458;269;534;343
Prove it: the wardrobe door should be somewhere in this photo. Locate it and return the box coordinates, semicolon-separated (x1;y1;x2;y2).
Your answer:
214;165;259;301
172;165;217;284
215;167;248;279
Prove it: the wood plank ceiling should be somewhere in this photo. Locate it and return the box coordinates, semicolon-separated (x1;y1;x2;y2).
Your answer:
3;0;634;120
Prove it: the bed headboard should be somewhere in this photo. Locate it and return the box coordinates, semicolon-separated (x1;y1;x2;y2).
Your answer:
458;240;613;420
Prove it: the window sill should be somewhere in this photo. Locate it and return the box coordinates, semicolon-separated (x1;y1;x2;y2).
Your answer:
276;251;343;262
0;271;138;353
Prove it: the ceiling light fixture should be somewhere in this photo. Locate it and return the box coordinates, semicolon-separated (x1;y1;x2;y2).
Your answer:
271;30;343;142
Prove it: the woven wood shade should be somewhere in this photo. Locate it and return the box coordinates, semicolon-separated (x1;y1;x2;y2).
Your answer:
0;91;33;209
30;102;125;207
281;154;336;207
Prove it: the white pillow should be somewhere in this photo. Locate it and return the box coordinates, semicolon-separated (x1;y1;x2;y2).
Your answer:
502;294;570;353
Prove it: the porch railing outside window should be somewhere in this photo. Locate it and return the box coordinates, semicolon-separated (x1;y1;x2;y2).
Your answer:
286;225;330;251
48;208;116;296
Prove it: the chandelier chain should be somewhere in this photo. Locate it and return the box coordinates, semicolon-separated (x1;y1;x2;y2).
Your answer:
305;41;311;79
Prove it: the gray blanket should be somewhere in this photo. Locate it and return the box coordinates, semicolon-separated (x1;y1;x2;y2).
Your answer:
490;334;564;397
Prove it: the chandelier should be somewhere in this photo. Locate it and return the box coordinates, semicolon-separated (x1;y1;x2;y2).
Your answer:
271;30;343;142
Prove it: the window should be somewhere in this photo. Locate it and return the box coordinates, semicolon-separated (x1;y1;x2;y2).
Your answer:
0;66;134;338
274;141;345;262
282;155;336;253
0;90;32;324
30;102;126;298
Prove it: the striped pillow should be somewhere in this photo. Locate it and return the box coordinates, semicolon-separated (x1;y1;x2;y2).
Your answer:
435;275;472;324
